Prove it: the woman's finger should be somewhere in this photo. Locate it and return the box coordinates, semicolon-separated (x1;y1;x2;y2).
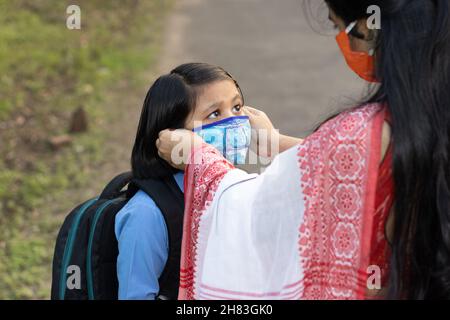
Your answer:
244;106;262;116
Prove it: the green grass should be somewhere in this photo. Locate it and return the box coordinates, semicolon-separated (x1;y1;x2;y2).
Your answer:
0;0;172;299
0;0;166;120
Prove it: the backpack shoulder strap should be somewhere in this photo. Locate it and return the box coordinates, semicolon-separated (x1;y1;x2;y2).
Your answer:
131;175;184;300
99;172;133;200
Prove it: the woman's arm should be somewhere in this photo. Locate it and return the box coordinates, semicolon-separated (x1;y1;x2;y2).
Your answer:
243;106;303;157
155;106;303;170
279;134;304;153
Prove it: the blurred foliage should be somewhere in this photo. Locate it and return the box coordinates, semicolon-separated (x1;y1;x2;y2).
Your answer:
0;0;168;120
0;0;172;299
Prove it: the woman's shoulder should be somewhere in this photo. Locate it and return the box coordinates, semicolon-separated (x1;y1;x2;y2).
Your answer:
306;103;390;162
343;103;391;162
381;120;392;164
313;103;385;138
338;103;385;127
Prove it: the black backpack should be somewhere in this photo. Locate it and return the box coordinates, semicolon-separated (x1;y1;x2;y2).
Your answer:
51;172;184;300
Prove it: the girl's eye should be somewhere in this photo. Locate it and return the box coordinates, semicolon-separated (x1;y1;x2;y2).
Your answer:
207;111;220;120
233;105;242;113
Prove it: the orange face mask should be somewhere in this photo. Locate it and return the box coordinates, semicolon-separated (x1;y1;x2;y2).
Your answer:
336;21;378;83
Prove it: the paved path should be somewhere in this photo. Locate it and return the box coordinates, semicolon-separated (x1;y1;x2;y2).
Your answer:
159;0;366;137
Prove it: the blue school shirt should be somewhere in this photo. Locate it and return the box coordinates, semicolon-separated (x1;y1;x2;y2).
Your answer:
115;172;184;300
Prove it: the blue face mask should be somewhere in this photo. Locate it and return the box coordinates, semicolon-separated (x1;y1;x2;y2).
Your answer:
193;116;251;165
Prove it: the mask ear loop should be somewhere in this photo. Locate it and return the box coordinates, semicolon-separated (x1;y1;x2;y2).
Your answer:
345;21;358;34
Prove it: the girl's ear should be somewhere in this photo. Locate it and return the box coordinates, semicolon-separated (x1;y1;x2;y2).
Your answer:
349;19;376;54
359;19;378;55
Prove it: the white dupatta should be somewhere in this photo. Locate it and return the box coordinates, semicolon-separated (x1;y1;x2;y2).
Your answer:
179;104;385;300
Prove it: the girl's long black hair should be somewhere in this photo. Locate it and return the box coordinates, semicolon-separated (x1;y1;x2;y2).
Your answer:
323;0;450;299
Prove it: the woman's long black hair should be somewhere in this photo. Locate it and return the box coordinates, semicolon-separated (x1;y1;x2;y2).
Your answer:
131;63;243;179
324;0;450;299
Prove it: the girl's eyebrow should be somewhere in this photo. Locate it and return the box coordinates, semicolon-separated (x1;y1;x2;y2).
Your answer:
202;94;243;116
203;102;222;116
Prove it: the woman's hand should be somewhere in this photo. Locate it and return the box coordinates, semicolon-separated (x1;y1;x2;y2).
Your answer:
243;106;303;157
244;106;277;133
156;129;204;170
243;106;279;158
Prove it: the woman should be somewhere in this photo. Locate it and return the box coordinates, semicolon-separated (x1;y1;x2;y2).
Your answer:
115;62;250;299
157;0;450;299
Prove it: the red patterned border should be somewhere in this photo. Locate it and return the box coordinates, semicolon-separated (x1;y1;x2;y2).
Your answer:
297;104;384;299
179;143;234;299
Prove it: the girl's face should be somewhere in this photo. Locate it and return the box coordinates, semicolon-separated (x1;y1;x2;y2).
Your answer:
184;80;244;130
